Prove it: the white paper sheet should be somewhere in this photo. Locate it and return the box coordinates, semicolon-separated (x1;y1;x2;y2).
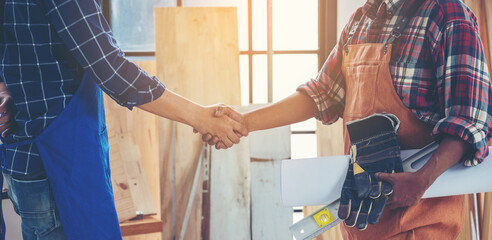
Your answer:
281;147;492;207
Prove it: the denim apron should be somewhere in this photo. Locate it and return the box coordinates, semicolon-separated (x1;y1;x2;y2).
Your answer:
0;73;122;239
339;1;464;239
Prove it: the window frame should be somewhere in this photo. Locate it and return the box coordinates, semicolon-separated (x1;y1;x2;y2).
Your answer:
101;0;337;136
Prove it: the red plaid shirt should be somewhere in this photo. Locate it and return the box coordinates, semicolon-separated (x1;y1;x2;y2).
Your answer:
298;0;492;166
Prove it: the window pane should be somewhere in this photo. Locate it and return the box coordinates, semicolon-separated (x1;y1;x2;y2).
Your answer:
273;0;318;50
273;54;318;102
183;0;249;51
240;55;250;105
291;134;317;159
253;55;268;104
252;0;267;50
111;0;176;52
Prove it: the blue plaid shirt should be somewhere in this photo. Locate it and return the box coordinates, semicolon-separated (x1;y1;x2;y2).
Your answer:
0;0;165;176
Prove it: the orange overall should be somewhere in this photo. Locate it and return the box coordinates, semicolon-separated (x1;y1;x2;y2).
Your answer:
339;42;465;239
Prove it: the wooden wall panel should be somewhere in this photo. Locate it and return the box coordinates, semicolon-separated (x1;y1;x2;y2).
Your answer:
249;124;292;240
105;60;162;239
106;125;138;222
155;7;241;240
209;139;251;240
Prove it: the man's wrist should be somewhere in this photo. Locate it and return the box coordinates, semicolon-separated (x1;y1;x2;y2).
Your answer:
189;105;207;131
243;112;254;133
413;169;434;192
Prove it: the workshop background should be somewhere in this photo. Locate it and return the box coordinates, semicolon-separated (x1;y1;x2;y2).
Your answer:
2;0;492;239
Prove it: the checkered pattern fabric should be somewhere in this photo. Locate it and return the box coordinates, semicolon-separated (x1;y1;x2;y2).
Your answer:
0;0;165;175
298;0;492;166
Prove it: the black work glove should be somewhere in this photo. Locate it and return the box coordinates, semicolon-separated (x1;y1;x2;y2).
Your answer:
338;113;402;230
338;163;388;230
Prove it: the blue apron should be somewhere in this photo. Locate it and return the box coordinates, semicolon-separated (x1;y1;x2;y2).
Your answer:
1;73;122;239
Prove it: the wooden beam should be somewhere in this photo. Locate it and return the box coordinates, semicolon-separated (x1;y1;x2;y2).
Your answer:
121;216;163;236
154;7;241;240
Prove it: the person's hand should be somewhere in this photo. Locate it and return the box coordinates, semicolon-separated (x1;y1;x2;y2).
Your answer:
0;87;15;138
375;171;429;210
194;104;248;149
192;104;248;148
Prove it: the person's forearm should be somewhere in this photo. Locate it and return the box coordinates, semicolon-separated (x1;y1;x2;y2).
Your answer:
415;135;471;188
244;91;319;132
138;89;203;127
138;89;246;147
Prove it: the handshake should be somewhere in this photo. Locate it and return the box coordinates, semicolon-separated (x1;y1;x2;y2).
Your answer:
192;104;249;149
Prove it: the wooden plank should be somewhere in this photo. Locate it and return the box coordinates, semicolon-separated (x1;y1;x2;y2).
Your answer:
247;115;292;240
306;120;344;240
458;195;475;240
155;7;241;240
121;216;163;237
108;138;137;222
119;137;157;216
106;115;157;218
123;233;161;240
482;192;492;240
155;7;240;105
209;138;251;240
105;61;162;239
251;159;292;240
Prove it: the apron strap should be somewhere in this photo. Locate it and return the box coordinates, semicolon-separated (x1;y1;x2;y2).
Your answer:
345;10;364;47
344;0;426;54
386;0;426;45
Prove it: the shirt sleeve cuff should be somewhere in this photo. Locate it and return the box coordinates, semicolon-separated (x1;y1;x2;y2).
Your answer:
432;116;489;166
125;76;166;110
297;80;343;125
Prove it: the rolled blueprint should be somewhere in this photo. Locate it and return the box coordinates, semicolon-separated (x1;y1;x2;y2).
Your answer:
281;145;492;207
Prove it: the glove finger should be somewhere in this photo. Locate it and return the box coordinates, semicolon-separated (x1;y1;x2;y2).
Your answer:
381;181;393;196
339;165;355;220
369;180;381;199
343;193;364;228
356;199;372;230
344;209;360;227
343;193;362;227
368;196;387;224
338;199;351;220
354;172;371;199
